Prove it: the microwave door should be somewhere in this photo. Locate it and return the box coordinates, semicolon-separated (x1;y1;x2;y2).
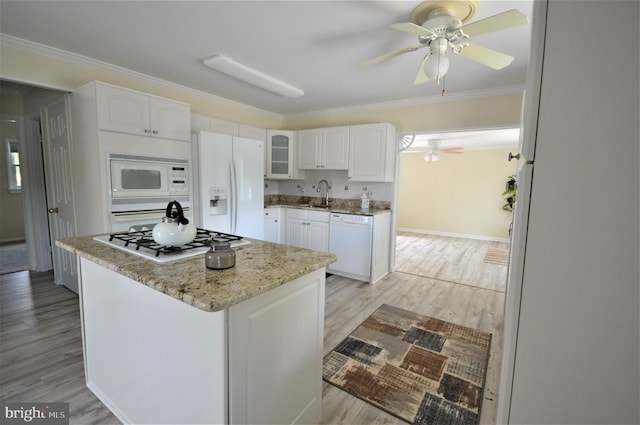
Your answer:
111;160;169;198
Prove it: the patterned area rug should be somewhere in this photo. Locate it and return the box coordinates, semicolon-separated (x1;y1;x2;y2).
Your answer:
323;304;491;425
483;248;510;266
0;242;29;275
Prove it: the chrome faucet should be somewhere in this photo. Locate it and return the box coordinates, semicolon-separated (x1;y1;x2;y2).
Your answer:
317;179;331;206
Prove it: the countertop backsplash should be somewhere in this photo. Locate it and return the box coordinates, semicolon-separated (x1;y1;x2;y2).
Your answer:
265;169;395;203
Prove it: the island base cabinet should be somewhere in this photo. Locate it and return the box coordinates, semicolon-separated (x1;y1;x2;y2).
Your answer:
79;259;227;425
78;258;326;425
228;268;325;424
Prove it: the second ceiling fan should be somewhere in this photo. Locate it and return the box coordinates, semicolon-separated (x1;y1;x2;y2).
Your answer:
362;0;529;85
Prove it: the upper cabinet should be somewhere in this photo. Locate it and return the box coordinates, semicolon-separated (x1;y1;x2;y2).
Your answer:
96;83;190;141
298;126;349;170
348;123;396;182
267;130;304;180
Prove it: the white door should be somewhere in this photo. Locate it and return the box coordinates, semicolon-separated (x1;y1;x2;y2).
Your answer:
42;95;78;293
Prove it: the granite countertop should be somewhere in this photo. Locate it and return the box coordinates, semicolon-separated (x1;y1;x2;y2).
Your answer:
263;195;391;216
56;236;336;313
265;202;391;216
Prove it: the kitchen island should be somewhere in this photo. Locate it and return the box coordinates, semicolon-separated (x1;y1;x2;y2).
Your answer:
57;235;336;425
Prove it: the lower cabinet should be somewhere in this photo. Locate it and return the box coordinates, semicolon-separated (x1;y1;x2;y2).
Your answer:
285;209;329;252
264;208;284;243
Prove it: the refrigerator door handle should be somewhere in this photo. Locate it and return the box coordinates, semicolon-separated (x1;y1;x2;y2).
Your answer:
230;160;238;234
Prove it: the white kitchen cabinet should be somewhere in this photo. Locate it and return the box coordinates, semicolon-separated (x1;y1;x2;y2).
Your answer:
285;209;329;252
297;129;322;170
96;82;190;141
228;267;324;424
298;126;349;170
348;123;396;182
238;124;267;142
190;113;239;136
263;208;283;243
70;81;192;235
266;130;304;180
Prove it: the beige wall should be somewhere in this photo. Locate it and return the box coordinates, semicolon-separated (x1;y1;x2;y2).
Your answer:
0;45;282;129
0;95;26;242
398;149;516;240
284;93;523;133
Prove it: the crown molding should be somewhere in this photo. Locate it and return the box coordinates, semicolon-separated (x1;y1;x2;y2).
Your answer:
286;84;525;119
0;34;283;120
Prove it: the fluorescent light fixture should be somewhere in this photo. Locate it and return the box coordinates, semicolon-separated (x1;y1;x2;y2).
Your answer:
203;54;304;98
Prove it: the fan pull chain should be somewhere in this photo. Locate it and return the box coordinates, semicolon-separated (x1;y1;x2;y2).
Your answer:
441;76;446;96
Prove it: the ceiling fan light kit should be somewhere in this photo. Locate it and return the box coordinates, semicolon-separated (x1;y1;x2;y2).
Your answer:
203;54;304;98
362;0;528;89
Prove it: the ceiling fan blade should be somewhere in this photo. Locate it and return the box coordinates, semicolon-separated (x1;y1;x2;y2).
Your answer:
414;54;431;85
459;9;529;38
390;22;435;38
361;45;421;67
455;43;515;70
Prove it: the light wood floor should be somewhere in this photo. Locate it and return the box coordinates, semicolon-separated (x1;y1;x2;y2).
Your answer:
395;231;509;293
1;235;507;425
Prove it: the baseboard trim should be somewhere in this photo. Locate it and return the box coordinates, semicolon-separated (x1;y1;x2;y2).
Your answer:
0;238;26;245
397;228;510;243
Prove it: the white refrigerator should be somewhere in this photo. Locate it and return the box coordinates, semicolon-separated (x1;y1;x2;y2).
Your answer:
192;131;264;239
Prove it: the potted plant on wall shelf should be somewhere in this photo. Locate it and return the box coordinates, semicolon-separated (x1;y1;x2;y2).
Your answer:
502;175;517;212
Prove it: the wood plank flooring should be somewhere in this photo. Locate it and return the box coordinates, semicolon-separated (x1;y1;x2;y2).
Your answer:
0;271;119;424
395;231;509;292
1;234;507;424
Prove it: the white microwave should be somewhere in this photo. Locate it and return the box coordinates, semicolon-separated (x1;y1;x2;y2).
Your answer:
109;154;189;199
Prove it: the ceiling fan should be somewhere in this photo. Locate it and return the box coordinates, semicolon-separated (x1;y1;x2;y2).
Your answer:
400;135;463;161
422;139;464;161
362;0;529;85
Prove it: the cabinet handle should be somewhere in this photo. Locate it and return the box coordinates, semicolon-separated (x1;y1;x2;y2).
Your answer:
144;129;150;134
152;130;159;135
48;207;59;214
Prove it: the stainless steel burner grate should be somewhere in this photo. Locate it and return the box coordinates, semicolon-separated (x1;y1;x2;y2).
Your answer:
108;228;243;257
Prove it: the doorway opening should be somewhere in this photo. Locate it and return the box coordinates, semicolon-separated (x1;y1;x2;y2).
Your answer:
0;80;66;276
394;126;519;291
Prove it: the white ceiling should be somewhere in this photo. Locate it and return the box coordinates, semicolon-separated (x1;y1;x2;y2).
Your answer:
0;0;534;116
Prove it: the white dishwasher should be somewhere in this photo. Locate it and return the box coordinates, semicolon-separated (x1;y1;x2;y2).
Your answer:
328;213;373;280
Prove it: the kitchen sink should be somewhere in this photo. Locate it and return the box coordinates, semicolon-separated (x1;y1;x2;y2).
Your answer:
299;204;331;209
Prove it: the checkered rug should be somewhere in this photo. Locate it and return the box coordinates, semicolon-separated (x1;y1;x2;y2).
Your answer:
483;248;510;266
323;304;491;425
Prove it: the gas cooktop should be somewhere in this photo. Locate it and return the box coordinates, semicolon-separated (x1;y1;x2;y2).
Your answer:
94;228;250;263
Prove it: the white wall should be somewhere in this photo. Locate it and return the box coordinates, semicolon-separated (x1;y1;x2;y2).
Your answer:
508;1;639;423
270;169;394;203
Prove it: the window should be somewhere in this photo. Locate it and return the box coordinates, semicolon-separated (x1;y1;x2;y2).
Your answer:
6;139;21;193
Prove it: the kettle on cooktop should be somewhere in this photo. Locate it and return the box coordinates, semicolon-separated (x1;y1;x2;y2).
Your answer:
152;201;197;247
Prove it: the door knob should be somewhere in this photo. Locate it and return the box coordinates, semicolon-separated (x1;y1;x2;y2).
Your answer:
508;152;521;162
48;207;59;214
